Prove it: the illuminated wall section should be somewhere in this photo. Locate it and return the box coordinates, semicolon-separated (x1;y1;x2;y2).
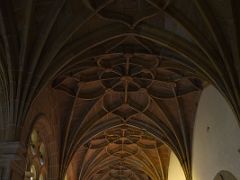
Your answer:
168;152;186;180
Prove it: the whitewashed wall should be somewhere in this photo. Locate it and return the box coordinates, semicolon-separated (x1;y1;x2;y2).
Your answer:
192;85;240;180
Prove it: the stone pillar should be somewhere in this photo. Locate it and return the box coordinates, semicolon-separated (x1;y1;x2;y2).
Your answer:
0;142;25;180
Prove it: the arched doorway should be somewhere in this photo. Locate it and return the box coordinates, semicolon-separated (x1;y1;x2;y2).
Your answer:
214;171;237;180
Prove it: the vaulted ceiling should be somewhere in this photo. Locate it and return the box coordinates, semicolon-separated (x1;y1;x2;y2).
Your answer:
53;49;203;179
0;0;240;179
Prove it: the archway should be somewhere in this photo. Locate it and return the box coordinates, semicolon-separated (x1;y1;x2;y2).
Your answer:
20;115;60;180
214;171;237;180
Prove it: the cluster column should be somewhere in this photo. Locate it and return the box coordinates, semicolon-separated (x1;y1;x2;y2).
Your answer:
0;142;25;180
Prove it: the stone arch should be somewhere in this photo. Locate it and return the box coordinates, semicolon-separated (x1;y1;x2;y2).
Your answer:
31;114;60;180
13;114;60;180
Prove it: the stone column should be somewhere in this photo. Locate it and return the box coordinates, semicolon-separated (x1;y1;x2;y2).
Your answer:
0;142;25;180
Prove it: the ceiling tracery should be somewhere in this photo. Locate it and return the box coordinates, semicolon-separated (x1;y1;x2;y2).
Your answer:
70;125;170;180
1;0;240;179
53;39;204;179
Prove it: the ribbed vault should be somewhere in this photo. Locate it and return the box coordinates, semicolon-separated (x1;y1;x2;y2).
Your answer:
1;0;240;179
71;125;171;180
53;48;203;179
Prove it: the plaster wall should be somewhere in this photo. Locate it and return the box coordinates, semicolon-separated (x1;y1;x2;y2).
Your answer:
192;86;240;180
168;152;186;180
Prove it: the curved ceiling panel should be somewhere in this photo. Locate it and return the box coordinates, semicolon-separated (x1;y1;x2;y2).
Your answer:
1;0;239;179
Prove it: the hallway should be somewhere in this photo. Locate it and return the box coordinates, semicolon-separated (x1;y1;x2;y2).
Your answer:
0;0;240;179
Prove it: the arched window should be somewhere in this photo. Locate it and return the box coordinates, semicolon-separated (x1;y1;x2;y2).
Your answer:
214;170;237;180
25;130;47;180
